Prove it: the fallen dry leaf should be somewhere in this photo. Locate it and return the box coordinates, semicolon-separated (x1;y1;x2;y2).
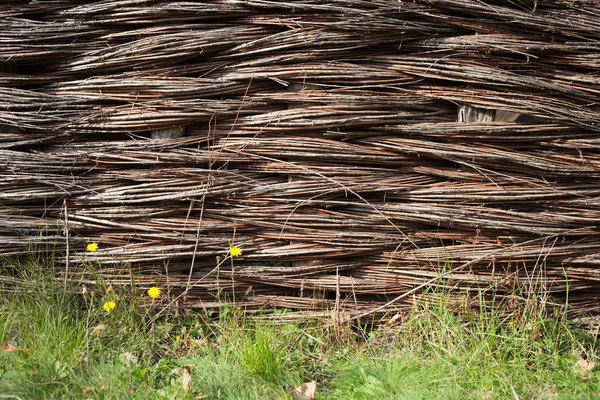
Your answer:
576;359;595;381
385;313;404;327
91;324;107;336
292;381;317;400
1;343;20;352
182;366;192;394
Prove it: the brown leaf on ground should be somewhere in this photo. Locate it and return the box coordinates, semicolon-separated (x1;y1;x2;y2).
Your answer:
1;343;20;352
385;312;406;327
1;343;29;353
292;381;317;400
576;359;595;381
91;324;107;336
182;366;192;394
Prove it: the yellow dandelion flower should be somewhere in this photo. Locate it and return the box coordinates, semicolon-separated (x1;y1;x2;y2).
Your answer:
230;246;242;257
86;242;99;252
103;300;116;313
175;335;181;342
147;286;161;299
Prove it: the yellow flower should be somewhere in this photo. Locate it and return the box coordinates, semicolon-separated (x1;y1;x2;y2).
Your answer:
103;301;116;313
230;246;242;257
175;335;181;342
106;286;112;293
86;242;99;252
147;286;161;299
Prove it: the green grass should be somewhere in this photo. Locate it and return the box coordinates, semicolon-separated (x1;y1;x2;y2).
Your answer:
1;260;599;399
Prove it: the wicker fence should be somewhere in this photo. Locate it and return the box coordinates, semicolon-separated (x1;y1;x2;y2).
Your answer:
1;0;600;322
